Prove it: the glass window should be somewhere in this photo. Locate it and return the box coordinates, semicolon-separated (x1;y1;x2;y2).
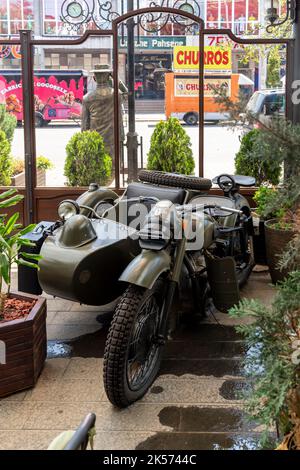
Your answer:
0;21;8;34
10;0;22;21
0;0;8;19
44;0;56;20
10;20;23;35
234;0;247;35
220;0;232;28
207;0;219;29
23;0;34;20
44;21;56;35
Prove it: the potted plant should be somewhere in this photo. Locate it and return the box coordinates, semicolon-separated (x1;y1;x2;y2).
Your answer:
255;182;299;283
64;130;112;186
229;270;300;450
234;129;282;265
147;117;195;174
0;189;47;398
0;129;12;186
0;103;17;143
11;156;53;187
252;186;277;266
235;129;281;187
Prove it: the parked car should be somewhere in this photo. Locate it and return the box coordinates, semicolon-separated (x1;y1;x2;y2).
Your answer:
246;89;285;126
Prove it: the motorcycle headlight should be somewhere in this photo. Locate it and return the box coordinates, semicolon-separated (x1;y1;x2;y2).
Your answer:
58;200;80;221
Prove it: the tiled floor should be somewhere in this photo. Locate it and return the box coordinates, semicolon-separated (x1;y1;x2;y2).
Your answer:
0;271;276;450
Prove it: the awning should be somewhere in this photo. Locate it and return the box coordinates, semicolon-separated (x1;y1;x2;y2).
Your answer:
238;74;254;86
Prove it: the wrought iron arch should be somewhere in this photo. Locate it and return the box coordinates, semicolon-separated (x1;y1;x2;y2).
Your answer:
60;1;203;33
111;6;205;180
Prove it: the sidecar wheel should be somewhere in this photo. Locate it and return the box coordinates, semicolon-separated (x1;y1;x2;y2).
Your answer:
103;283;165;408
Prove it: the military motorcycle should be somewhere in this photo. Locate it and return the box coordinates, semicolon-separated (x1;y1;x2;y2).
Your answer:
37;170;255;408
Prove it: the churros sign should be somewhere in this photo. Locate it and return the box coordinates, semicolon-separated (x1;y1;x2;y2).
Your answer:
173;46;232;71
175;76;231;98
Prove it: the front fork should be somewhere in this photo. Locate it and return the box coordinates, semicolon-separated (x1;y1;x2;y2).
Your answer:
157;238;186;343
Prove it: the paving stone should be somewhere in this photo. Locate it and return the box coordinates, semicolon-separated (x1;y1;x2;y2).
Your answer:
46;298;74;312
0;391;27;402
39;358;70;381
0;402;33;430
25;378;105;403
0;430;59;450
49;310;100;325
141;378;243;404
136;432;264;450
63;357;103;379
47;324;101;341
46;311;57;324
23;402;100;431
93;431;156;450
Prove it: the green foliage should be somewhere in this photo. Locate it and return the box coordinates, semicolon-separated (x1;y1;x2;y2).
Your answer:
11;158;24;177
229;271;300;447
0;104;17;143
0;189;41;319
266;47;281;88
0;129;12;186
11;156;53;178
254;181;300;229
235;130;281;185
147;118;195;175
37;156;53;171
65;131;112;187
253;186;280;218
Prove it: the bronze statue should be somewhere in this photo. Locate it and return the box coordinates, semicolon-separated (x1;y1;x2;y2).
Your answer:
81;64;127;159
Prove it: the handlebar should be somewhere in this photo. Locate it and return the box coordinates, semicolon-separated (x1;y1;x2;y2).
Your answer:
176;203;243;216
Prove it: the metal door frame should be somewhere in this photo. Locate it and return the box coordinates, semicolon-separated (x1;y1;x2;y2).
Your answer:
0;10;293;224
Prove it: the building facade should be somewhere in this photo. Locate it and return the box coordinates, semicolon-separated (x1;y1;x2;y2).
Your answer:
0;1;273;92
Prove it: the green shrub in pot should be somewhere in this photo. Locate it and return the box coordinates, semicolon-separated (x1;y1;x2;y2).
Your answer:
255;181;300;282
229;270;300;449
0;129;12;186
65;131;112;187
0;104;17;143
235;130;281;185
147;118;194;175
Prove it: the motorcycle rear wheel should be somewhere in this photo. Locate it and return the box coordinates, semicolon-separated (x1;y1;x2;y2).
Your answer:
103;282;165;408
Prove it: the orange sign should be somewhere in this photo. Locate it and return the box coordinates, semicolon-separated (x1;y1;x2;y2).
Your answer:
173;46;232;71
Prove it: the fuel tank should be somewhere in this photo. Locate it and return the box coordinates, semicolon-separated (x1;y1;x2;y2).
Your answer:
38;216;140;306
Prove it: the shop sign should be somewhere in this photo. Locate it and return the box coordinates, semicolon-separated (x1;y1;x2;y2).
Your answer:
119;36;186;50
174;76;231;98
173;46;232;71
205;35;243;48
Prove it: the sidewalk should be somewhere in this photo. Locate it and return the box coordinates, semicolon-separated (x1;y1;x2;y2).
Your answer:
0;271;276;450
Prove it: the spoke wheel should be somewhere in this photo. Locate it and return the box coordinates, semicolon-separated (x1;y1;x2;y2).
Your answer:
103;281;165;408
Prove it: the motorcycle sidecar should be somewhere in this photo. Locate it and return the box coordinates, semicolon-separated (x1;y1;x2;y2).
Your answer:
38;217;139;306
38;181;189;307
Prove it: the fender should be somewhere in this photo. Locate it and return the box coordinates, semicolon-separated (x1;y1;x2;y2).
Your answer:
119;249;171;289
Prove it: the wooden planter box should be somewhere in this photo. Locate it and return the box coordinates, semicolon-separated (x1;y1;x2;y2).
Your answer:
0;292;47;398
11;169;46;187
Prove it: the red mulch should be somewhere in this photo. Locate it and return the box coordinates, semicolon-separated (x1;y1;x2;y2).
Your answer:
0;297;36;323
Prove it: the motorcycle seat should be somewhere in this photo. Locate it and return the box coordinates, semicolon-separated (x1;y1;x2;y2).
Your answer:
212;174;256;187
125;182;186;205
105;182;186;229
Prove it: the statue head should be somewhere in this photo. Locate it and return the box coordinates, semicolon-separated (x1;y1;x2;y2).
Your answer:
91;64;113;86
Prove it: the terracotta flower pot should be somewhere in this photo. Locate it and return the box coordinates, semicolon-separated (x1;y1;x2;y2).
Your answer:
264;219;295;284
0;292;47;398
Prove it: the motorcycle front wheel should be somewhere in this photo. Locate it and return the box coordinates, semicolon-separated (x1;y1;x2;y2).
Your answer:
103;281;165;408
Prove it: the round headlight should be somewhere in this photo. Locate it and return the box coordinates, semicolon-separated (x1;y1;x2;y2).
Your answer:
58;200;80;220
